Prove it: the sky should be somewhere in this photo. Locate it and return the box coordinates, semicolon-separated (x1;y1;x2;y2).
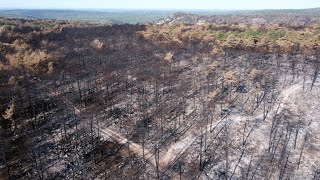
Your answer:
0;0;319;10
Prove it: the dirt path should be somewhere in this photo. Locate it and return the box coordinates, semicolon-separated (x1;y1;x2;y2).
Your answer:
54;81;302;170
68;94;157;166
98;128;156;166
158;82;302;169
51;90;157;166
276;83;301;113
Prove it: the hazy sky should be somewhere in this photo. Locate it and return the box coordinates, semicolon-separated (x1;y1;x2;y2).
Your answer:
1;0;319;10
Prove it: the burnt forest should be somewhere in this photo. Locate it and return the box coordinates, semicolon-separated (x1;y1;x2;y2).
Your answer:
1;8;320;180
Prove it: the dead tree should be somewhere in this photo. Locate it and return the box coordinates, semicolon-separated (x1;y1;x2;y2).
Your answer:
297;132;308;170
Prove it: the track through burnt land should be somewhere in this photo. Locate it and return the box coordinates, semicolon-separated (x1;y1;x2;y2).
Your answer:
1;9;320;179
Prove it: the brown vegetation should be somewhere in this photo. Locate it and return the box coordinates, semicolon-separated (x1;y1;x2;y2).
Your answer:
0;16;319;180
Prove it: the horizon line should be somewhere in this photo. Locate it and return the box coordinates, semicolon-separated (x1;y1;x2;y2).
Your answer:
0;7;319;11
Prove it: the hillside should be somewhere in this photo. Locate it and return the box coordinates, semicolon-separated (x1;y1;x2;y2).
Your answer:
0;11;320;179
161;8;320;25
1;8;320;25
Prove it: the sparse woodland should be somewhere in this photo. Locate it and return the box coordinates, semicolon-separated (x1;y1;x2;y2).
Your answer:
0;15;320;180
